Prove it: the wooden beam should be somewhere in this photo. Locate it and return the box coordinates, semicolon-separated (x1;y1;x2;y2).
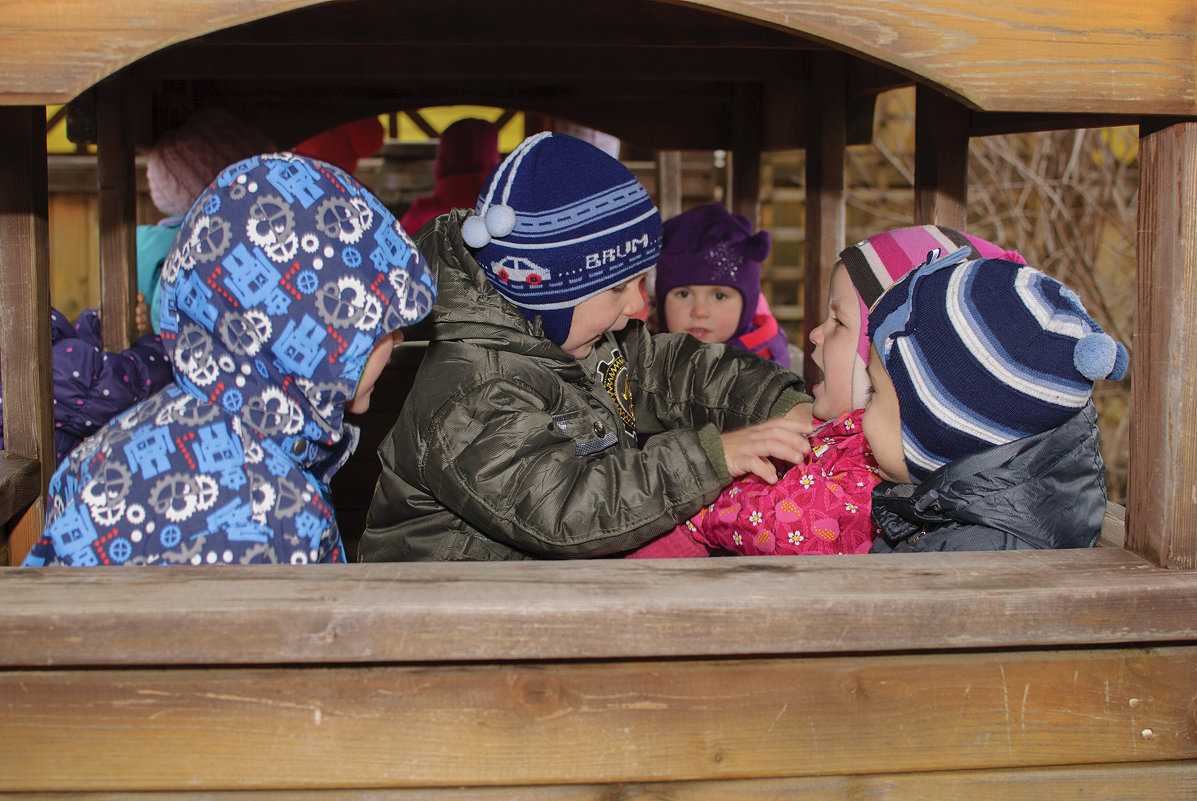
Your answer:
493;108;519;133
0;107;53;563
0;764;1187;799
96;77;137;353
3;647;1195;791
1129;119;1197;570
5;549;1196;667
404;109;439;139
730;83;763;224
654;150;683;221
804;53;846;383
914;85;968;228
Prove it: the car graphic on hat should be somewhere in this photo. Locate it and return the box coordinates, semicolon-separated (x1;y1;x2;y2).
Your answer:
490;256;551;286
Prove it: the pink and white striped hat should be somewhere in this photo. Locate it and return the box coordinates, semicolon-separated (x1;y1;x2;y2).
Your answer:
838;225;1025;410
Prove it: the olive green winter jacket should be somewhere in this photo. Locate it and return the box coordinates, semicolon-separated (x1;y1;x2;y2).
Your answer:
359;210;810;561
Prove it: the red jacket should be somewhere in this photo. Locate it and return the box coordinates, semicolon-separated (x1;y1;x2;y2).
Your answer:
400;171;491;234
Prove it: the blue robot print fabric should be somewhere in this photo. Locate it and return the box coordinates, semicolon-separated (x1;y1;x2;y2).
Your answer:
24;153;436;566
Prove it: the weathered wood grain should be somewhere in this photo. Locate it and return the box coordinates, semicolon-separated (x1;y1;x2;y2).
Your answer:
3;647;1194;791
0;106;53;560
0;456;40;528
1131;120;1197;571
3;549;1196;667
12;762;1197;799
1;0;1192;113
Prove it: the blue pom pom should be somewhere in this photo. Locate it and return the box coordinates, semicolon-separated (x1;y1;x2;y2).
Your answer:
1109;341;1129;381
462;214;491;249
1074;332;1116;380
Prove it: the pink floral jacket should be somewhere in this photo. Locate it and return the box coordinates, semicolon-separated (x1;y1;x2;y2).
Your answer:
629;410;880;558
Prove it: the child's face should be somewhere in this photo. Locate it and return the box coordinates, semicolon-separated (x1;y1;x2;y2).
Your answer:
862;345;911;484
561;277;646;358
809;263;862;421
663;284;744;344
347;330;403;414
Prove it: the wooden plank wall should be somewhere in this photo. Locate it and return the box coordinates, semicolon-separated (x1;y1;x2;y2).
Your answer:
2;550;1196;795
3;647;1196;793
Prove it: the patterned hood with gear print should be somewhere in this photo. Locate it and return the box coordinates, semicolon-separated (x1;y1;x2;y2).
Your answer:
25;153;435;567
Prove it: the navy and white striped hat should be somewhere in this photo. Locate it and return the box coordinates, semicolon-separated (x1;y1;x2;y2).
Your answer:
463;133;662;345
868;248;1128;482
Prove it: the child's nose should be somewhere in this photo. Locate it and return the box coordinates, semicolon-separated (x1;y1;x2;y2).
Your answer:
810;322;825;346
626;287;646;317
692;301;710;318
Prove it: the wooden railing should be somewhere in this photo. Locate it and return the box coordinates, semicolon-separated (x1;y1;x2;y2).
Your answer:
2;548;1196;795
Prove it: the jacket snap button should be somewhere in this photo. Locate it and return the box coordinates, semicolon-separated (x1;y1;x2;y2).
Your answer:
292;440;307;456
593;422;606;438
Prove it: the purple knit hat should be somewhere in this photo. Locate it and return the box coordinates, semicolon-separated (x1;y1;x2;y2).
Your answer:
655;203;771;339
838;225;1026;410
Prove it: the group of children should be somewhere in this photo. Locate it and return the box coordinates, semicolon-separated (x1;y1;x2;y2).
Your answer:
23;129;1127;566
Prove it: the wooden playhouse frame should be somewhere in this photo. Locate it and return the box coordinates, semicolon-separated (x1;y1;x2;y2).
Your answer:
1;0;1195;796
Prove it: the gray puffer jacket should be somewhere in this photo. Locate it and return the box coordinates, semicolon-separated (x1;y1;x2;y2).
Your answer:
869;403;1107;552
359;211;809;561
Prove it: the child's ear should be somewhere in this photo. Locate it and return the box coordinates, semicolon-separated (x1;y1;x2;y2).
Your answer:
744;231;771;262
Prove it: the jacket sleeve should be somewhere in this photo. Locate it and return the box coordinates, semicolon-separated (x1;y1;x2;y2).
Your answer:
407;375;732;558
619;325;810;436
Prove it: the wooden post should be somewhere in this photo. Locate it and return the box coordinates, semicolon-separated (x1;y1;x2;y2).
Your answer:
731;83;763;225
0;107;54;564
655;150;682;221
914;85;968;228
96;76;137;353
1129;120;1197;570
804;54;847;383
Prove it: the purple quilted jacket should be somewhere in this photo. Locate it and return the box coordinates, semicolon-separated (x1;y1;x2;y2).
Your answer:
0;308;171;464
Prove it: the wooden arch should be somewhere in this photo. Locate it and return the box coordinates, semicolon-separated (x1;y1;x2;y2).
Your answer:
4;0;1195;115
2;1;1197;794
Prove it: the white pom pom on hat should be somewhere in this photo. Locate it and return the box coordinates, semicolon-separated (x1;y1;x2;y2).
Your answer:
462;204;517;249
462;214;491;248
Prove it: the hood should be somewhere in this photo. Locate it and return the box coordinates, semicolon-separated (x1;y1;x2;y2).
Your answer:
871;403;1106;550
416;210;578;366
157;153;436;460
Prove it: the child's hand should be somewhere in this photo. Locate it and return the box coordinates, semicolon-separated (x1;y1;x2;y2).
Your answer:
134;292;151;337
784;401;816;432
719;418;811;484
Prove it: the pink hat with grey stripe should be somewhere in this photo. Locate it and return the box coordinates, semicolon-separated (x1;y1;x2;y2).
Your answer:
838;225;1025;410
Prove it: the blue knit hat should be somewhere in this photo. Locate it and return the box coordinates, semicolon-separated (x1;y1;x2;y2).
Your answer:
463;133;662;345
868;248;1128;483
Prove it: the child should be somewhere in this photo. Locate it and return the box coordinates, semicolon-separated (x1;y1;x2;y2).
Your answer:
629;225;1024;558
358;133;814;562
138;108;277;335
864;247;1127;551
400;118;501;234
655;203;790;367
0;308;171;465
23;153;436;566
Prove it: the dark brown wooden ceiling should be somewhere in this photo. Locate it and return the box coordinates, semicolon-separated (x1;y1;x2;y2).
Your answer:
105;0;904;150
